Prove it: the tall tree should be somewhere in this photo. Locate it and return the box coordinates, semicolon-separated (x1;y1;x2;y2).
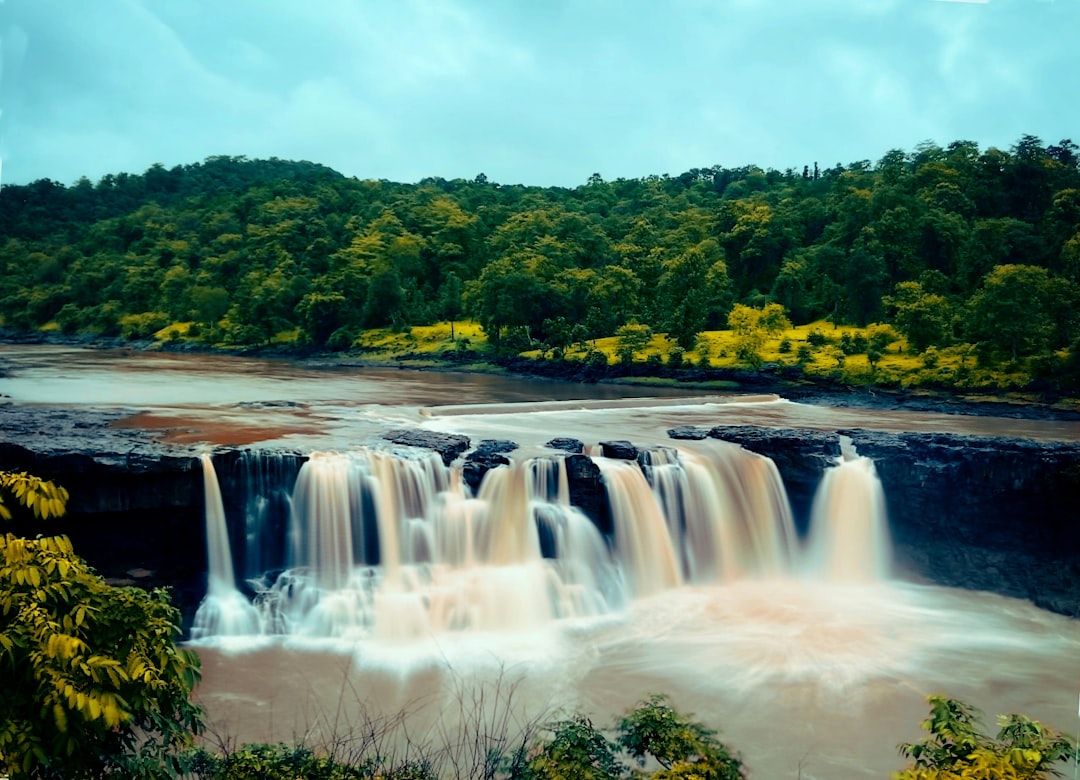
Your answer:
966;264;1057;361
439;271;464;340
658;241;731;349
885;281;953;351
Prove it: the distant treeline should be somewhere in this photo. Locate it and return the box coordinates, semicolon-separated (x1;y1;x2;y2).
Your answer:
1;137;1078;372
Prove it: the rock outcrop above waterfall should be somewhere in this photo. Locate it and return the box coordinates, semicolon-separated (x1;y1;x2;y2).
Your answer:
693;424;1080;617
667;426;708;440
599;440;638;460
455;438;610;531
545;437;585;453
0;406;205;517
381;429;470;465
462;439;519;491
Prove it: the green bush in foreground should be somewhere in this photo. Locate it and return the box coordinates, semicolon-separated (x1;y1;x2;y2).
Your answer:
183;743;436;780
0;472;203;779
897;695;1074;780
186;695;743;780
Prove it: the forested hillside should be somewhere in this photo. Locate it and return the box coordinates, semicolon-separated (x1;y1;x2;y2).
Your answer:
2;137;1079;390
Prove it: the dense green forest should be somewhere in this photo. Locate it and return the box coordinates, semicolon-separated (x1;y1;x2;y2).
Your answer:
2;136;1079;392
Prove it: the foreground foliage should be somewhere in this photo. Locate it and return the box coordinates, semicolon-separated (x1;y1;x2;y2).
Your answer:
183;743;436;780
0;471;70;522
0;473;202;779
897;696;1074;780
186;695;743;780
183;695;1076;779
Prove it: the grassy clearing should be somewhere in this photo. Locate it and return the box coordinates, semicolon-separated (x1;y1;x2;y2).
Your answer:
355;321;489;358
552;319;1071;396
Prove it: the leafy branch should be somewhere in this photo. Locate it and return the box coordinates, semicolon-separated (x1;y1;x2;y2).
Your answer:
0;471;69;521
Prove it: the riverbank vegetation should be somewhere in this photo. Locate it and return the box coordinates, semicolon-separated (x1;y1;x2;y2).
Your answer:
183;692;1076;780
2;136;1079;400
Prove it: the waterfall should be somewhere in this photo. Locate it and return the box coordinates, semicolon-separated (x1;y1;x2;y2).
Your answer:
643;441;798;583
595;457;682;597
530;458;623;615
238;451;299;580
190;437;892;642
202;454;236;595
239;449;621;640
191;454;261;640
806;436;891;583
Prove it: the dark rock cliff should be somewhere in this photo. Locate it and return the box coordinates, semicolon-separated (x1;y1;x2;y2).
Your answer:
0;408;208;624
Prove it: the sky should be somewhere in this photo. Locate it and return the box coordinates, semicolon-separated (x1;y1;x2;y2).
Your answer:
1;0;1077;188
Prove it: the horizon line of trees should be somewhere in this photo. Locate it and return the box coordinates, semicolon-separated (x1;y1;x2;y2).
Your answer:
1;135;1078;374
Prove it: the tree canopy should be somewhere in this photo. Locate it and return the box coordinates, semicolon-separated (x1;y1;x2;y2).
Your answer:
1;139;1078;368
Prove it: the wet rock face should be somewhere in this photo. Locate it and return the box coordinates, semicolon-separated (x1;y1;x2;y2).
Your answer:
841;429;1080;615
462;439;519;491
545;437;585;453
381;429;471;465
0;408;296;629
563;453;610;534
0;440;207;631
599;440;638;460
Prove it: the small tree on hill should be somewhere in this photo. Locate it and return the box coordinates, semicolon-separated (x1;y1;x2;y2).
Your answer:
727;303;791;368
757;302;792;336
439;271;464;341
616;321;653;361
886;281;953;352
966;264;1059;363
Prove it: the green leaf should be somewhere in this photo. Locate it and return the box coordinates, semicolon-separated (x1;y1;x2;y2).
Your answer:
53;703;68;733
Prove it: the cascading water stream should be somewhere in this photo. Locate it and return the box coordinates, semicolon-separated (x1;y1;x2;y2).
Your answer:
642;441;798;583
202;454;237;596
594;457;683;597
191;454;261;640
191;438;892;642
239;451;299;581
529;457;623;615
237;449;625;641
806;435;891;583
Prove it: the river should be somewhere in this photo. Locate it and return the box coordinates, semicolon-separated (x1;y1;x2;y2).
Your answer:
2;344;1079;779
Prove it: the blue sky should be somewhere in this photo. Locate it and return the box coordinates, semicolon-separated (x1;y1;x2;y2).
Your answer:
1;0;1077;187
